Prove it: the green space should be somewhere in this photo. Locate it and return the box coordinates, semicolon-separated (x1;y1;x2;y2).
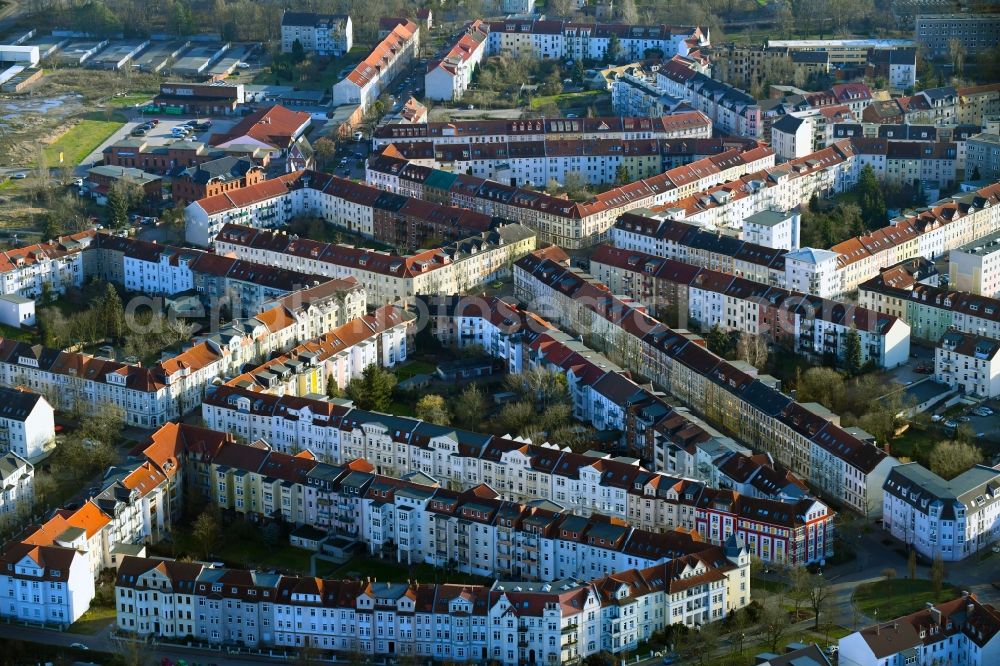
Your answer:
394;359;437;380
529;89;610;113
67;604;116;634
854;579;960;619
152;527;315;574
254;44;370;91
327;556;493;586
42;112;127;167
106;92;156;108
387;400;417;417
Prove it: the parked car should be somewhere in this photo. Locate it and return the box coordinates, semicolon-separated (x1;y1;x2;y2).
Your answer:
236;62;251;69
944;419;958;428
11;172;27;179
131;128;146;136
69;642;89;650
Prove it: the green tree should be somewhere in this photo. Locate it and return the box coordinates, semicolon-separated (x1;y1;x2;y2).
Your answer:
346;364;397;411
929;440;983;480
102;282;126;343
705;323;733;357
856;163;887;230
325;374;343;399
80;401;126;445
844;327;862;376
416;394;451;425
453;385;487;430
291;38;306;64
496;401;536;436
614;164;631;185
105;184;129;228
606;34;622;64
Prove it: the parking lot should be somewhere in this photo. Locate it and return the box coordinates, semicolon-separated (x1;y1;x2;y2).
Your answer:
75;116;242;175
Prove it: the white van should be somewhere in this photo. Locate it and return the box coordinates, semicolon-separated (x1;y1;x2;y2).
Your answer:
353;131;364;142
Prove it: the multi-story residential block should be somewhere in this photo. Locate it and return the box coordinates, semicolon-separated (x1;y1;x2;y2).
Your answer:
213;223;536;306
859;259;1000;342
935;331;1000;398
713;451;809;502
915;13;1000;57
839;592;1000;666
771;115;813;161
851;138;959;190
484;20;708;63
425;20;489;101
882;462;1000;562
366;142;774;249
183;169;495;251
742;209;800;250
0;451;33;522
956;84;1000;127
657;59;761;138
610;67;689;118
370;113;714;149
0;386;54;461
116;540;747;664
950;230;1000;298
0;230;95;299
514;249;898;517
0;542;94;629
333;19;419;111
590;245;911;369
966;133;1000;182
280;11;353;57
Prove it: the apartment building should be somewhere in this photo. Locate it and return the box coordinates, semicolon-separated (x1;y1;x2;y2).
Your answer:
280;11;353;57
771;115;813;162
371;113;714;149
184;169;495;251
0;542;94;629
116;542;745;663
332;19;419;111
915;13;1000;57
590;245;911;369
950;230;1000;299
366;143;774;249
935;331;1000;398
514;250;898;517
860;260;1000;342
484;19;708;62
882;462;1000;562
425;20;489;101
0;230;95;299
224;304;409;395
966;133;1000;182
657;59;761;138
0;386;54;461
213;223;536;306
0;452;33;522
102;137;272;176
610;67;690;118
852;138;960;190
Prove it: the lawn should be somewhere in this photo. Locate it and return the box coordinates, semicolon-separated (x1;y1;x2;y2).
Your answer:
107;92;156;108
253;44;370;91
67;604;116;634
395;359;437;380
42;112;127;167
854;579;960;619
328;556;493;586
150;523;315;574
529;89;610;113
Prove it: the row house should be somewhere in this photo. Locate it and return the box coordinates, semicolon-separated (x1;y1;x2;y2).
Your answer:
365;143;774;248
0;230;95;299
656;59;761;138
371;113;713;149
212;222;537;306
116;541;744;664
224;304;409;396
513;250;897;517
882;462;1000;562
199;392;831;566
332;19;419;111
851;138;960;190
485;19;707;62
590;244;911;369
859;273;1000;344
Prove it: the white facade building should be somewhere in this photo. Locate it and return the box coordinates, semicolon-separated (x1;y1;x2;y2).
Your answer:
424;20;489;101
332;20;419;111
0;387;54;461
0;452;33;522
882;462;1000;562
771;115;813;161
0;294;35;328
742;209;800;250
949;230;1000;299
280;11;353;57
935;331;1000;398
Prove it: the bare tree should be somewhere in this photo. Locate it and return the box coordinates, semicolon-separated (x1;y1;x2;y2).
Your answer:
737;332;769;369
807;575;832;630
